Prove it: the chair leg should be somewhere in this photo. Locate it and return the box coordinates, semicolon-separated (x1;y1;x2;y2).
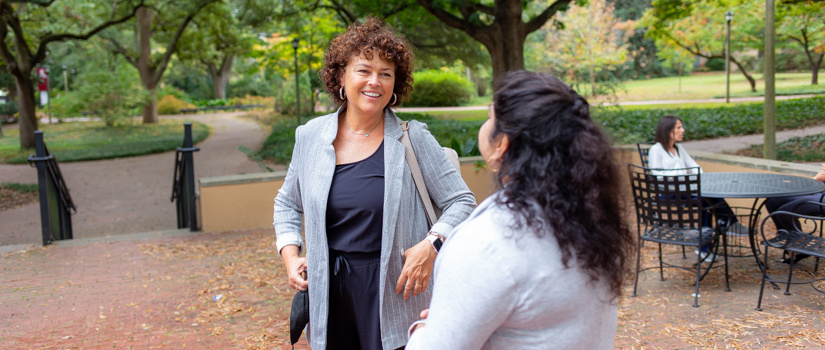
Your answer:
682;246;686;259
756;248;770;311
693;250;702;308
658;243;665;281
633;239;642;297
785;252;796;296
722;233;730;292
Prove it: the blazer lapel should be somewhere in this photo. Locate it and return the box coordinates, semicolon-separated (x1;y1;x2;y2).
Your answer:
308;110;340;237
382;109;405;257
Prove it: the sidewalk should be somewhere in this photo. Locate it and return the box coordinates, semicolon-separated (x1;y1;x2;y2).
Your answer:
682;122;825;154
0;112;277;247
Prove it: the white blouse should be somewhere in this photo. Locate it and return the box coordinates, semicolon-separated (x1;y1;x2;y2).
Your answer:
648;142;702;176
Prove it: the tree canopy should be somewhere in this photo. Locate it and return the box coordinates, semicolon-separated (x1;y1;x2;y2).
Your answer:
0;0;142;148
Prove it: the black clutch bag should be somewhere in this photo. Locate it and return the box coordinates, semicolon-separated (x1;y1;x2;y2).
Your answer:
290;289;309;346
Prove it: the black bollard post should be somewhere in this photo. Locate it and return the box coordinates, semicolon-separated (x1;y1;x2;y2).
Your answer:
173;122;200;231
183;123;197;231
32;131;53;245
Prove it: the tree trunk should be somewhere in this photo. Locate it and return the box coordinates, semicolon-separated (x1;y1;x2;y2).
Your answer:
16;75;37;149
589;63;596;97
143;88;157;124
137;6;158;124
481;24;526;86
7;81;16;101
730;57;756;92
810;53;822;85
209;54;234;100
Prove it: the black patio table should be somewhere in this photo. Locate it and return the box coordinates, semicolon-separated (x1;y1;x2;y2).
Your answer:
701;172;825;199
700;172;825;266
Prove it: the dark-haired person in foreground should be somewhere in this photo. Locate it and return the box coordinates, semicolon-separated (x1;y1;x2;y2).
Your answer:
406;71;635;349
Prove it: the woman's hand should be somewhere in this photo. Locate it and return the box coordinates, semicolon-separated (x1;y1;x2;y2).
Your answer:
396;239;437;300
409;309;429;335
281;245;308;291
815;164;825;182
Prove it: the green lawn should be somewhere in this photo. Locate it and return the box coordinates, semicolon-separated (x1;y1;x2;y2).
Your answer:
1;182;38;193
0;119;210;164
437;72;824;106
611;71;825;102
420;109;489;121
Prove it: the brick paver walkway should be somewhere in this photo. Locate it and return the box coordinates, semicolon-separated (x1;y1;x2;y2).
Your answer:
1;229;310;350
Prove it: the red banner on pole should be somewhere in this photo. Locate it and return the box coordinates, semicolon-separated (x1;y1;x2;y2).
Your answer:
37;67;48;91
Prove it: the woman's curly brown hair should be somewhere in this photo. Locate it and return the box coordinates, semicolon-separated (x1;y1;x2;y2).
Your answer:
319;17;414;107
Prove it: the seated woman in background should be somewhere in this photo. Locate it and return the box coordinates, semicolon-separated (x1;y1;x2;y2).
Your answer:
648;116;749;260
764;163;825;264
405;71;635;349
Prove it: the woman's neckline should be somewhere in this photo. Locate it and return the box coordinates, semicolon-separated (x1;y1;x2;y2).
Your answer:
336;140;385;167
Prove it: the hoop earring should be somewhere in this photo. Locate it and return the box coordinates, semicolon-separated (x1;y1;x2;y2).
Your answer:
339;86;346;100
389;93;397;106
486;157;499;173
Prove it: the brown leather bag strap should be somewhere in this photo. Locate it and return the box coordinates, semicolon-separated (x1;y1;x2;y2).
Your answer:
400;121;439;227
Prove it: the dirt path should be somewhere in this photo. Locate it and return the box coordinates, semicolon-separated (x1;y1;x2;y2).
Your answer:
0;112;272;246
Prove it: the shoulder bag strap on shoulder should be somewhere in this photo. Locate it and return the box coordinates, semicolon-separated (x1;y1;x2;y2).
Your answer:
399;121;438;227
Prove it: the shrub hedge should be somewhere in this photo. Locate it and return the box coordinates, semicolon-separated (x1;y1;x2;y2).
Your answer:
406;70;474;107
736;133;825;162
592;96;825;144
0;101;18;116
158;95;196;115
256;96;825;165
256;112;483;165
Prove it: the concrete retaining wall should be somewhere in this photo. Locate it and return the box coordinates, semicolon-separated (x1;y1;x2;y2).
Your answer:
199;149;821;233
199;156;496;233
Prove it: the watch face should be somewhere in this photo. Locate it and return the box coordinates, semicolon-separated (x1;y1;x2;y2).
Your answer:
433;238;443;251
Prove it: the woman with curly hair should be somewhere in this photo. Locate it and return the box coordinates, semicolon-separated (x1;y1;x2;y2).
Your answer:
406;71;634;349
273;17;475;350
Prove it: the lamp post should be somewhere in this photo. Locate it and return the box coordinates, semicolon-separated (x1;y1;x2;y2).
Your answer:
725;11;733;103
46;58;52;124
291;38;300;126
764;0;776;159
62;64;69;94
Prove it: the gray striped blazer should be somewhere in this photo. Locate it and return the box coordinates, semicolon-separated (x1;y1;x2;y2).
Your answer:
273;108;476;349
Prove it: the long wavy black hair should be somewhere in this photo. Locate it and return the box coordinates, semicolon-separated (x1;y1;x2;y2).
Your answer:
490;71;634;298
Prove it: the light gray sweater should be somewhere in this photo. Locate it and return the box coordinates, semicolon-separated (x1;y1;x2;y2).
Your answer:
406;193;618;349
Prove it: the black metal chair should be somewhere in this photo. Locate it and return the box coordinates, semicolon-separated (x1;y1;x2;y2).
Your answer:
756;204;825;311
628;164;730;307
636;142;655;168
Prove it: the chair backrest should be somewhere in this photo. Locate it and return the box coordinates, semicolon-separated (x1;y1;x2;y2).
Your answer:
636;142;655;168
628;164;704;230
